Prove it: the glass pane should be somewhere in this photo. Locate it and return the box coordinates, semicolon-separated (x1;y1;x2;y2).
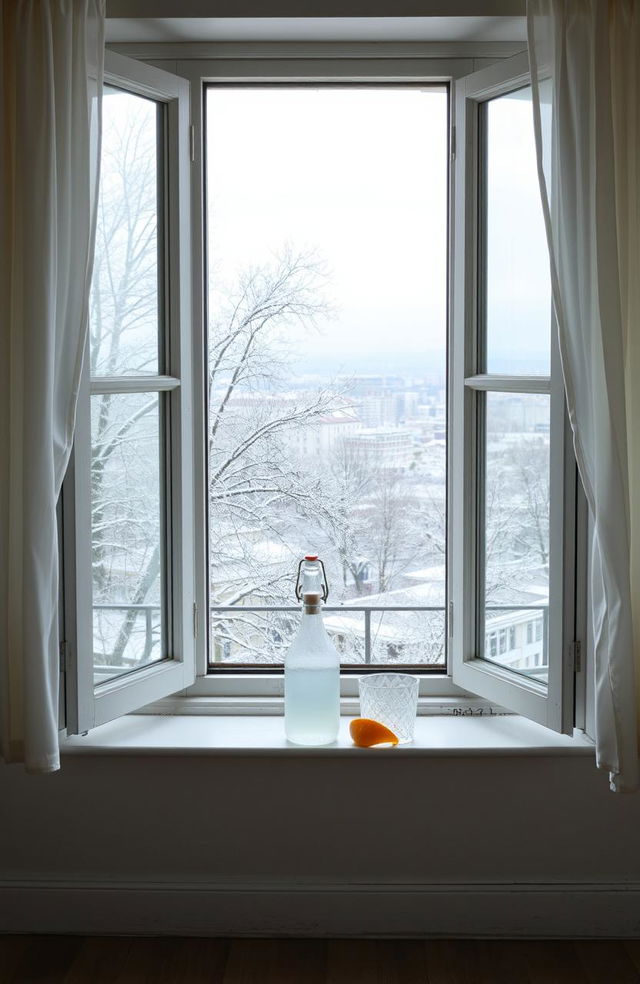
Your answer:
484;85;551;375
91;392;165;684
206;86;448;669
364;609;446;667
481;392;549;684
211;611;309;667
210;607;446;667
90;86;161;376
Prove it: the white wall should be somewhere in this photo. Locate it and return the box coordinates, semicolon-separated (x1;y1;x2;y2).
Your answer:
2;752;640;937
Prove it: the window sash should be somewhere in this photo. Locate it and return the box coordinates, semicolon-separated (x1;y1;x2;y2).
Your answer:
449;51;576;733
64;51;195;734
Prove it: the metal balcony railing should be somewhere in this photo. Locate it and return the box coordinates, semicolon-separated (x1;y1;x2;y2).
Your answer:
210;603;549;666
210;604;443;665
92;602;160;663
92;602;549;667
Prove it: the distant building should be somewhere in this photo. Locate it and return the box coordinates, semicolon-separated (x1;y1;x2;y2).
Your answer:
479;580;549;676
345;427;413;468
394;391;419;424
218;393;362;458
358;395;396;427
484;604;547;679
341;374;406;397
285;404;362;457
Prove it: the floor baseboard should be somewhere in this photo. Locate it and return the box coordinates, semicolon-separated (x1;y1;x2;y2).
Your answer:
2;879;639;938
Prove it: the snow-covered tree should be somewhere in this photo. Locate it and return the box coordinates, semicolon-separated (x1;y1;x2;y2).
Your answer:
207;249;343;607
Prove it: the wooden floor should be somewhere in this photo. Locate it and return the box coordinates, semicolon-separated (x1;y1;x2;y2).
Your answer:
1;937;640;983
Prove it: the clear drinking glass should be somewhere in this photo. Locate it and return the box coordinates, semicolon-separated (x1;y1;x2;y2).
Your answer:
358;673;420;743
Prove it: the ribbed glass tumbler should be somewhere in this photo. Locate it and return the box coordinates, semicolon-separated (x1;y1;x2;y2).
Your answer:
358;673;419;744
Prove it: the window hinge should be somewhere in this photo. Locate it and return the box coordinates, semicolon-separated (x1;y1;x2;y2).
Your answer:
189;124;195;163
448;601;454;637
570;640;582;673
59;640;67;673
451;125;456;161
193;602;198;639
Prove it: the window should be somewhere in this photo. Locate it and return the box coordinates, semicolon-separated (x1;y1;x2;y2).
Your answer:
64;48;581;737
205;84;448;673
450;52;576;732
64;52;194;732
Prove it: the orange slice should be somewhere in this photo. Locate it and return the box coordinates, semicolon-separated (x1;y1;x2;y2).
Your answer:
349;717;399;747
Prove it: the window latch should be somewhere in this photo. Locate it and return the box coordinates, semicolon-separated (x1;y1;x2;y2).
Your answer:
570;640;582;673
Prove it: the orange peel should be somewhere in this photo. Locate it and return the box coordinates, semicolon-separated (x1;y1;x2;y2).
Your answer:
349;717;399;747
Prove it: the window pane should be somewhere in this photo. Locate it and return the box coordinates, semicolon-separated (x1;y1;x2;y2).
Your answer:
484;85;551;375
481;392;549;684
206;86;448;669
90;86;162;376
91;392;165;684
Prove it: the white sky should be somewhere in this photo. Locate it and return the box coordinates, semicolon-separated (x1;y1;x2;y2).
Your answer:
206;87;447;377
205;85;551;378
486;86;551;373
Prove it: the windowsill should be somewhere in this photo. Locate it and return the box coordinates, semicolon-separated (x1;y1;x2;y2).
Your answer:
61;713;594;757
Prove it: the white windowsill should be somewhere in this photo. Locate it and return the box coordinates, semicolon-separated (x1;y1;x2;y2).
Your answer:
61;713;594;757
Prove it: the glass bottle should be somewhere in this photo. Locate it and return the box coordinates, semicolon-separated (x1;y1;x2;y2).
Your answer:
285;587;340;746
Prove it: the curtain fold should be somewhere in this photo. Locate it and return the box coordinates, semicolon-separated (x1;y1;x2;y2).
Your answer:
1;0;105;772
527;0;640;791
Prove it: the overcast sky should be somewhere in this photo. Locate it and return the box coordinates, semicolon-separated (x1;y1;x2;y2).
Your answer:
205;85;550;379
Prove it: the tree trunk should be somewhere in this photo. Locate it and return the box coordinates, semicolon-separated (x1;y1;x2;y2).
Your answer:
111;544;161;663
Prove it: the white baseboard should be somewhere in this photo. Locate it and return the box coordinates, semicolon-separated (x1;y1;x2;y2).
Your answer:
2;879;640;938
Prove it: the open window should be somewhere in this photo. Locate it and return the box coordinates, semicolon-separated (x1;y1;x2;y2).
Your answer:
63;48;580;736
64;51;194;733
450;52;576;733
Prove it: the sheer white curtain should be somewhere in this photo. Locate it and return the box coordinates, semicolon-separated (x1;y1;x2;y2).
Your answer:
528;0;640;791
0;1;105;772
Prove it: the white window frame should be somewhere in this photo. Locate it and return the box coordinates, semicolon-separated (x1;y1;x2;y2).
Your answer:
64;42;586;731
449;52;577;733
183;52;475;704
64;51;195;734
